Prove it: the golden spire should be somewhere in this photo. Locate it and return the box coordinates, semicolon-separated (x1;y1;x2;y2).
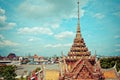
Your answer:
77;0;80;25
76;0;81;39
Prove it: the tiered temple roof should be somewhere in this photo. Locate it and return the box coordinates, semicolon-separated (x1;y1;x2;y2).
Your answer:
59;0;120;80
67;1;90;60
59;0;104;80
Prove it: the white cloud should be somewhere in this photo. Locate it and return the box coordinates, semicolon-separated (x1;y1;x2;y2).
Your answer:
45;43;72;48
51;23;60;29
16;0;89;33
54;31;74;39
28;37;41;42
18;27;53;35
115;49;120;52
113;11;120;17
0;40;19;47
63;43;72;47
0;22;16;30
0;8;16;30
7;23;16;27
115;44;120;47
18;0;54;18
45;44;62;48
17;0;88;20
0;34;19;47
0;34;4;39
0;8;5;14
28;38;34;42
28;36;41;42
42;22;60;29
12;49;19;52
93;13;105;19
0;15;6;22
114;35;120;39
67;9;85;19
80;9;85;17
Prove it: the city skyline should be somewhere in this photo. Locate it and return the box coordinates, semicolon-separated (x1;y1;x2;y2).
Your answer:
0;0;120;57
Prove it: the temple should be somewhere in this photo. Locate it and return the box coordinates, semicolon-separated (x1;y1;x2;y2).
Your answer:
59;0;119;80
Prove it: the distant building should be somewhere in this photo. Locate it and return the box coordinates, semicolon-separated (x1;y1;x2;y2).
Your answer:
34;54;39;62
19;57;23;62
0;55;3;60
7;53;16;60
27;56;34;62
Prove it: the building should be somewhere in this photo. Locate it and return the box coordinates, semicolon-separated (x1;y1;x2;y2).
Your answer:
34;54;39;62
59;0;119;80
7;53;16;60
33;54;45;63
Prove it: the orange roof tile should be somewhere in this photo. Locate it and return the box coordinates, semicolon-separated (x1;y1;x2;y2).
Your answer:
102;68;118;79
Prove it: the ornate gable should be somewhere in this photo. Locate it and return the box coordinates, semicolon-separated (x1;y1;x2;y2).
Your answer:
76;64;94;79
70;59;95;79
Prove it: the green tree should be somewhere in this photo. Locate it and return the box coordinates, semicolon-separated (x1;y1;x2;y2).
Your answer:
100;57;120;72
0;65;17;80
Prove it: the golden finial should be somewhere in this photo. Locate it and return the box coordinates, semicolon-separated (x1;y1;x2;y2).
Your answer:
77;0;80;25
76;0;81;39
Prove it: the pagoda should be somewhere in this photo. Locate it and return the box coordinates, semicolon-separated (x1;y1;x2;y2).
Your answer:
59;0;104;80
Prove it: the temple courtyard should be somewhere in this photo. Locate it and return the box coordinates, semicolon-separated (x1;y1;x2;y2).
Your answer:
16;64;59;80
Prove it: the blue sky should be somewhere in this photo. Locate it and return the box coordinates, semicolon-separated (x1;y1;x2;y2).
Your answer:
0;0;120;57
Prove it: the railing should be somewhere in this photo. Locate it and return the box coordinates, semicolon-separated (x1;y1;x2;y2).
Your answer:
30;70;44;80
